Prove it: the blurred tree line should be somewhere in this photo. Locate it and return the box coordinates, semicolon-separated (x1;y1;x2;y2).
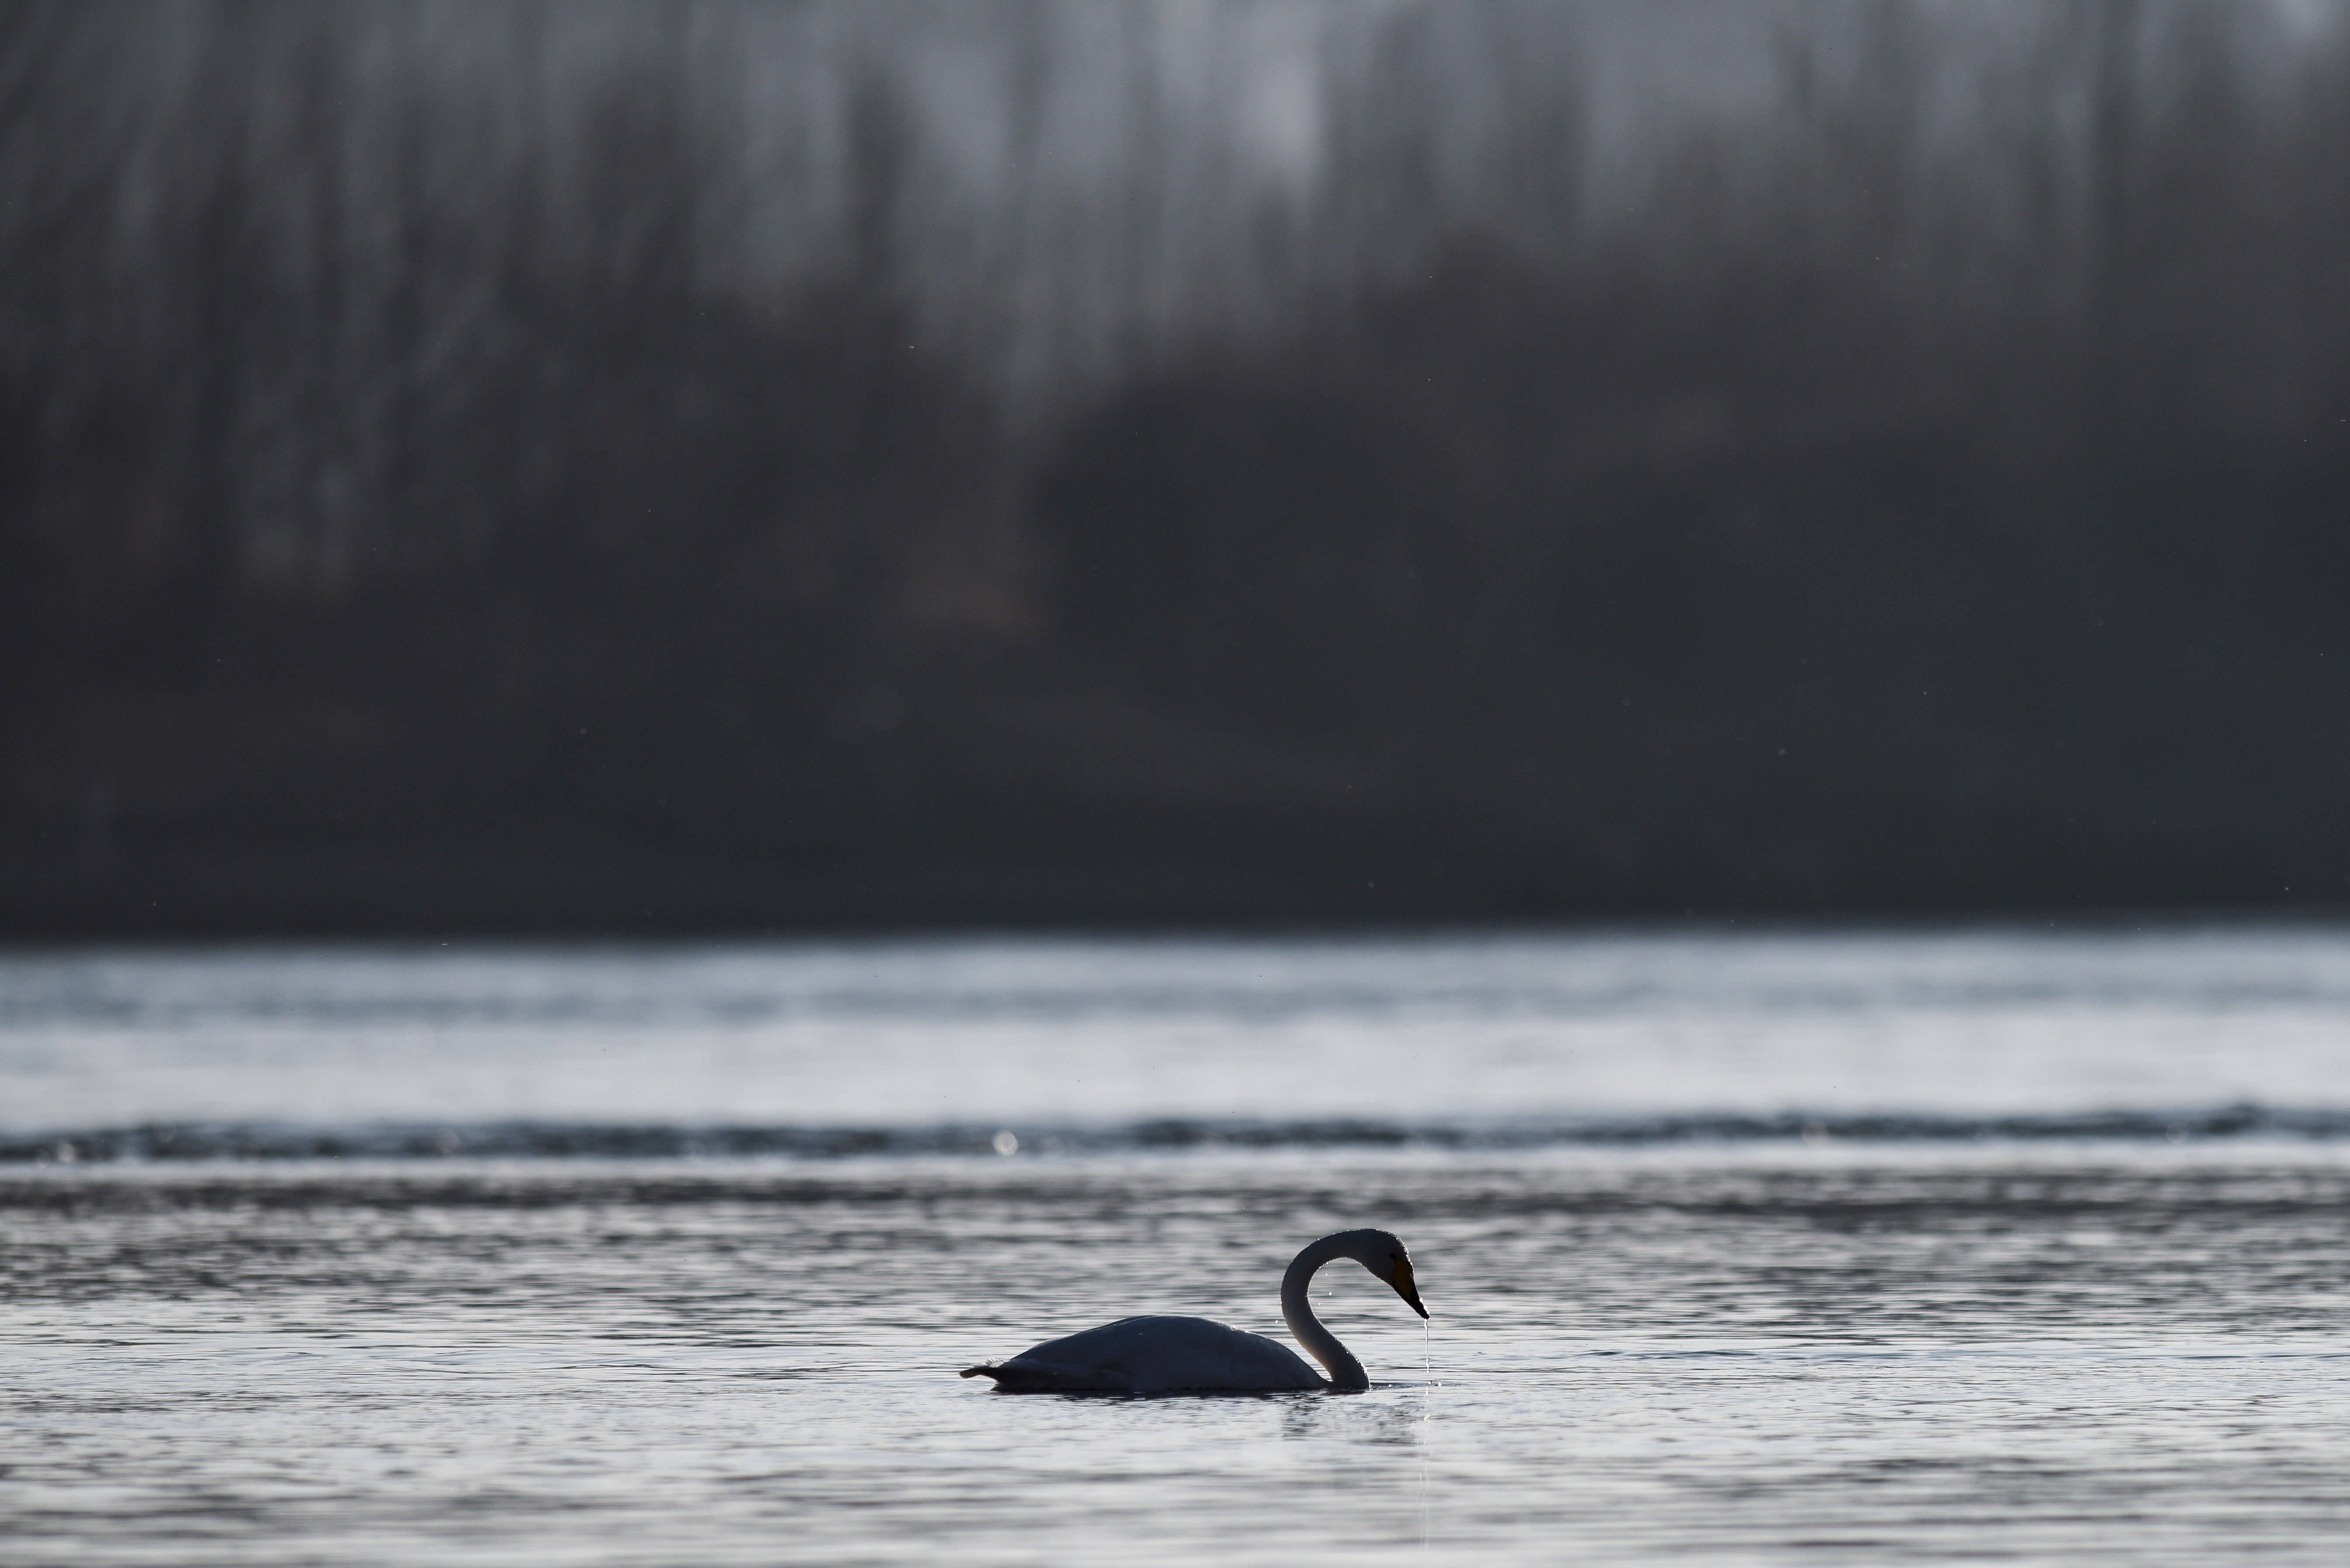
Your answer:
3;0;2349;931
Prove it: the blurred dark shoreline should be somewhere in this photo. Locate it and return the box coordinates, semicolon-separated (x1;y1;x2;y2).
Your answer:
9;4;2350;938
2;849;1379;940
3;847;2339;941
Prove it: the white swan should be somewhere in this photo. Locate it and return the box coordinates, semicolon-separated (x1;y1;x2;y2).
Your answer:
959;1229;1426;1393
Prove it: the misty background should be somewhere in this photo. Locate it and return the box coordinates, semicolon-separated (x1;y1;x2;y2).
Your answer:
4;0;2348;934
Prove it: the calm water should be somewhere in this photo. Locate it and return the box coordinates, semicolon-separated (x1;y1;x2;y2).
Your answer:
8;931;2350;1564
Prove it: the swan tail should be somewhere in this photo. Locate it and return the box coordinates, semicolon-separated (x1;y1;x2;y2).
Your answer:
959;1359;1090;1392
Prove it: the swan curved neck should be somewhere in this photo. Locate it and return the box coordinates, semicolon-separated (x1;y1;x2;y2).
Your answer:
1281;1235;1368;1390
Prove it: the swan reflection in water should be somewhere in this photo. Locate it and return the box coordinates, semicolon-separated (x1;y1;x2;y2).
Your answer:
961;1229;1427;1394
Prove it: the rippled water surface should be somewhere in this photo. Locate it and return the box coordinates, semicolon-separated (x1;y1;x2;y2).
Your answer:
10;932;2350;1564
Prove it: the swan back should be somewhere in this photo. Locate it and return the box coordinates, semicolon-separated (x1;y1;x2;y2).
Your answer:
962;1315;1324;1393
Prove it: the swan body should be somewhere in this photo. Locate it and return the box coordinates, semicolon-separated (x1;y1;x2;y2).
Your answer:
960;1228;1426;1394
964;1315;1326;1393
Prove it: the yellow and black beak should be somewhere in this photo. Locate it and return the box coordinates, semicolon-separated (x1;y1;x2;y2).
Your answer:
1392;1257;1429;1319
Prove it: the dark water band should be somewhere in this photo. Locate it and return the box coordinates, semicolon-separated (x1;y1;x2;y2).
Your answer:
3;1104;2340;1164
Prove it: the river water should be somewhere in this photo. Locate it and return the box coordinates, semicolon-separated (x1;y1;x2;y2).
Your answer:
7;930;2350;1564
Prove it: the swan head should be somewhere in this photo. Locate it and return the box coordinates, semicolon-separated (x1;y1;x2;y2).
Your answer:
1338;1228;1428;1319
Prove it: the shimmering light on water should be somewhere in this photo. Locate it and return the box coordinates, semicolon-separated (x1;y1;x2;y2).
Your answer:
10;1151;2350;1564
10;931;2350;1562
7;930;2350;1133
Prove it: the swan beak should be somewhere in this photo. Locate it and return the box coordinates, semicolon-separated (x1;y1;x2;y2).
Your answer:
1392;1258;1429;1318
